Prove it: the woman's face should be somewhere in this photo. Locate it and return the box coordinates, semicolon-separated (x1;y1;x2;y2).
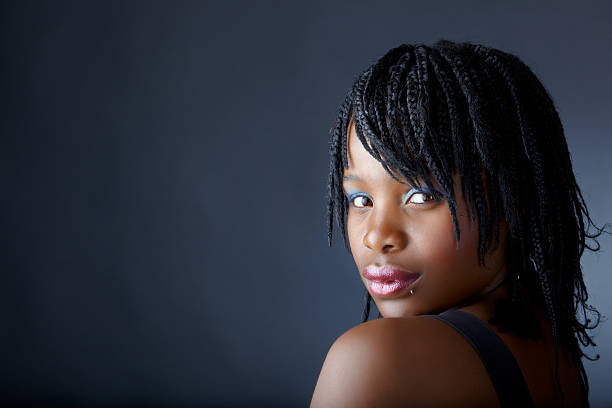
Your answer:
343;122;507;317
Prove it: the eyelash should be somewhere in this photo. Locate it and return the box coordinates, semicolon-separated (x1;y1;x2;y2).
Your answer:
347;188;439;209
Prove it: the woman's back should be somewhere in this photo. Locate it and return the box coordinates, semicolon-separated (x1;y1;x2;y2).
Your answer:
444;306;583;407
475;308;583;407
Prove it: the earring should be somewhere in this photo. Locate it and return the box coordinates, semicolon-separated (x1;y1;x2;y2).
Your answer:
409;289;415;295
511;270;520;303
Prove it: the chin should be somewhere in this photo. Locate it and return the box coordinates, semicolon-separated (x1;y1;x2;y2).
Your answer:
375;299;426;318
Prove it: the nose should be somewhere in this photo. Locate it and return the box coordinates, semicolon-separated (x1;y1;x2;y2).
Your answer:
363;209;408;253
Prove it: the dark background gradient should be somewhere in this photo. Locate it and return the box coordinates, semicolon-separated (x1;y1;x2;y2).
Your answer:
2;1;611;406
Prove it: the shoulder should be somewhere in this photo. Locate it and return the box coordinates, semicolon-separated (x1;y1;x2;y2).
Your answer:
311;316;499;407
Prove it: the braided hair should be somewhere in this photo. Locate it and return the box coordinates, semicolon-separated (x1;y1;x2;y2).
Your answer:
326;40;605;404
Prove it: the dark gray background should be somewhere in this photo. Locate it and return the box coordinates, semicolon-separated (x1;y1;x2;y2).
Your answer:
2;1;611;406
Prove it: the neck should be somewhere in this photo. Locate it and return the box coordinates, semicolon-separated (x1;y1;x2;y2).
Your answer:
453;275;511;320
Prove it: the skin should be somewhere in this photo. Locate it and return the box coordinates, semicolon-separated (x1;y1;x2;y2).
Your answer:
310;121;583;407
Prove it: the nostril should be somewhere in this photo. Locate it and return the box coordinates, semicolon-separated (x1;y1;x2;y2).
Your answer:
382;244;395;253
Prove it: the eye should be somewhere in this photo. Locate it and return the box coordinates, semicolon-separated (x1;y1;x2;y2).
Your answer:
404;188;437;205
348;194;372;208
407;192;433;204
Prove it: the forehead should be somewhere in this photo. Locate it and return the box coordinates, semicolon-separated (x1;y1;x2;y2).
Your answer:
345;120;384;174
345;119;410;187
344;118;444;192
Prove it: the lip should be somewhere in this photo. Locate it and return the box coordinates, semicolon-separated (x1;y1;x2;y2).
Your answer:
363;265;421;297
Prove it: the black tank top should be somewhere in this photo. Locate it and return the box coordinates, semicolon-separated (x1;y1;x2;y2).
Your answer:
429;310;535;407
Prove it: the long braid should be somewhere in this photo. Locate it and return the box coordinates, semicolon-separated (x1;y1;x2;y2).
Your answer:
436;44;491;264
472;45;582;402
413;46;456;210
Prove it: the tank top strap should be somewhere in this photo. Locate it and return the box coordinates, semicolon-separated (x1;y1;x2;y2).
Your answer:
428;309;535;408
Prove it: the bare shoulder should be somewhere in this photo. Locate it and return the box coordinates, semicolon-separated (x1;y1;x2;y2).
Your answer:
311;316;499;408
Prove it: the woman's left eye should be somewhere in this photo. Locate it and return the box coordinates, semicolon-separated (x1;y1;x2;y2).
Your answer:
408;192;432;204
405;189;436;205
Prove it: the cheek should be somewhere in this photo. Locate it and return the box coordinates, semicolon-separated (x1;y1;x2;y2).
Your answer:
346;215;362;263
412;209;479;272
412;211;457;261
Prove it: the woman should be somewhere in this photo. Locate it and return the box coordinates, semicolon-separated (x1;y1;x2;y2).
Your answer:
311;41;604;407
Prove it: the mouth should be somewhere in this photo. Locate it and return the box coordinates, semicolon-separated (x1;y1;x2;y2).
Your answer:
363;265;421;297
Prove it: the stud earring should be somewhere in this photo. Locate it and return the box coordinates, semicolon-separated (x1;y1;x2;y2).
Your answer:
409;289;415;295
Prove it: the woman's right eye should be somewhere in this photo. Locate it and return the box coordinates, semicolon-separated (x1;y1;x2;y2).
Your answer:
349;194;372;208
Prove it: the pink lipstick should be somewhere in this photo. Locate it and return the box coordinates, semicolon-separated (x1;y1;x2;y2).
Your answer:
363;265;420;297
